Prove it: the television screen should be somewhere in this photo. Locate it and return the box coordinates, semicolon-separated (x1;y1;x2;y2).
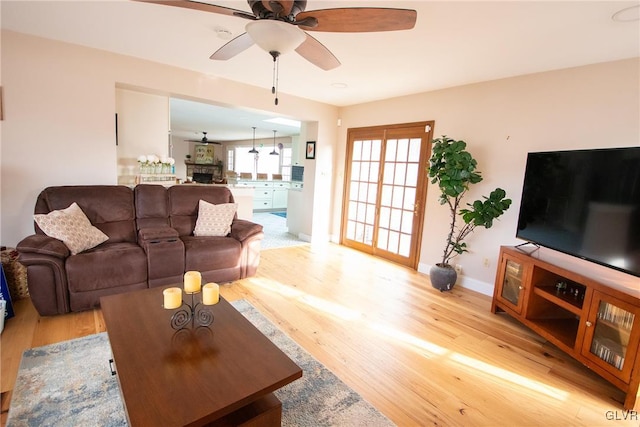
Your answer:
516;147;640;277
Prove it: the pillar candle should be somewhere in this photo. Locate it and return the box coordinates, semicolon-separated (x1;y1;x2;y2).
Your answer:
202;283;220;305
163;287;182;309
184;271;201;294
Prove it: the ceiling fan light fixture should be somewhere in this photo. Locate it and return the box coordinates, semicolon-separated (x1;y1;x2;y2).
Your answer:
245;20;306;55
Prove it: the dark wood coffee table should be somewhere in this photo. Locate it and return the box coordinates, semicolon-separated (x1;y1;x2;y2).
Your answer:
100;287;302;427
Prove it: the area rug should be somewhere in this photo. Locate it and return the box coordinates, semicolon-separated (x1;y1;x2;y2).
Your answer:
7;300;394;427
271;211;287;218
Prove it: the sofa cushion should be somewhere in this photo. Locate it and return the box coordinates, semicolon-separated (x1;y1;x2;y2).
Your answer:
194;200;237;237
168;186;235;236
34;202;109;255
66;242;147;293
181;236;242;271
134;184;170;230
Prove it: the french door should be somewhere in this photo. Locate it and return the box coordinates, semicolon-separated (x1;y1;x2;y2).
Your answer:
340;122;433;268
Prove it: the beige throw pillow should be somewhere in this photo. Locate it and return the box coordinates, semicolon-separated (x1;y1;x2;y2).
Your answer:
194;200;237;237
34;202;109;255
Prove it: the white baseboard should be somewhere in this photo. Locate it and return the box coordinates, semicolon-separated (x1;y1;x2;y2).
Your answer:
298;233;312;243
418;262;494;296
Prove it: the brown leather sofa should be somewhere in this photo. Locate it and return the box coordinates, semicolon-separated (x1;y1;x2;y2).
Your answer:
16;184;264;315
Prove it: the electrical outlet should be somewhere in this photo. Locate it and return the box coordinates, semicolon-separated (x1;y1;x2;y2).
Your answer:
455;264;462;274
483;258;491;268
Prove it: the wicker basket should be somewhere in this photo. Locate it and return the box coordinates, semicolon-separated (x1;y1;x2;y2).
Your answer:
1;247;29;299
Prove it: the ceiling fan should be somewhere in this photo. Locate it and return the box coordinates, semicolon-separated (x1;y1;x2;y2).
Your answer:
186;131;221;145
137;1;417;71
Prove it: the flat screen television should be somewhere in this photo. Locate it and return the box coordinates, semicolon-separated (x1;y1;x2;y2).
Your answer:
516;147;640;278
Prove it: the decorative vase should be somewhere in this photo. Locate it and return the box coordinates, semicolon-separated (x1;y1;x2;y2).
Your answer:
429;264;457;292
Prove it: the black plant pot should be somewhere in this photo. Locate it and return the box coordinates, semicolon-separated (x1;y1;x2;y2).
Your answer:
429;264;457;292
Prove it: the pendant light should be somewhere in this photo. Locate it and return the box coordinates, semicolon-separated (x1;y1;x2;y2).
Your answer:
248;127;258;154
270;130;279;155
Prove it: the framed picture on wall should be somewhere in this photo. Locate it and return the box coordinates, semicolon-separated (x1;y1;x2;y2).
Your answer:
195;145;215;164
306;141;316;160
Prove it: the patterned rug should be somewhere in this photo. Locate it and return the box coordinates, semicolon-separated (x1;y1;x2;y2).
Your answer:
7;300;394;427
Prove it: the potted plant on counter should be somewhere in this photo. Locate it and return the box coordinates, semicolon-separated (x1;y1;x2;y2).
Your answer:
427;136;512;291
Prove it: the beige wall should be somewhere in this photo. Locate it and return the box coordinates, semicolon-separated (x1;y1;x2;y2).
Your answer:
2;29;638;297
337;58;640;295
1;30;339;248
116;88;170;185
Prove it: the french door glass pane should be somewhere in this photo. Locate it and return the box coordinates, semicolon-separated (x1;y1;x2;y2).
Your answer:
381;185;392;206
402;211;413;234
356;202;366;222
379;207;390;229
394;164;406;185
350;182;359;201
367;184;378;204
369;162;380;181
391;186;404;208
406;164;419;188
383;164;394;184
362;140;372;160
385;140;397;161
346;220;356;239
399;234;411;257
351;162;361;181
365;204;376;225
358;183;368;201
359;162;370;181
396;138;409;162
353;140;362;160
403;187;416;210
390;208;402;231
408;138;421;160
348;201;357;221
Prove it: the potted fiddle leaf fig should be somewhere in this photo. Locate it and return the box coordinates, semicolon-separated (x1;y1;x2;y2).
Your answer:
427;136;512;291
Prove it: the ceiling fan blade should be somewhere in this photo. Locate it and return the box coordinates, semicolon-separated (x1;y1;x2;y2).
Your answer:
210;32;255;60
261;0;294;16
134;0;256;20
296;8;417;32
295;33;340;71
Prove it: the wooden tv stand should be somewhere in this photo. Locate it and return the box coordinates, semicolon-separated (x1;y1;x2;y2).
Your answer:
491;246;640;409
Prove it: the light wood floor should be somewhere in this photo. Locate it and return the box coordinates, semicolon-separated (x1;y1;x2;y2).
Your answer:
1;243;637;426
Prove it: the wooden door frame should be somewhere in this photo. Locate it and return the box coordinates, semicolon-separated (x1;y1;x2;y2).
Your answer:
340;121;434;270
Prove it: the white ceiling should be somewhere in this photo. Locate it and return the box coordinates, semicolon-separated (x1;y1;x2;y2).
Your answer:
2;0;639;141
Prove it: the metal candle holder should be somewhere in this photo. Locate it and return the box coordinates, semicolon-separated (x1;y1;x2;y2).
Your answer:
169;291;214;330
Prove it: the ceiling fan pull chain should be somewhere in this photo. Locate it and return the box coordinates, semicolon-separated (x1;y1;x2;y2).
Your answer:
272;54;277;95
274;54;280;106
268;50;281;105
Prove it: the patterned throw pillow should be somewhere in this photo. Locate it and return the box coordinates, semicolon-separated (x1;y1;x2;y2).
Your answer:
193;200;237;237
34;202;109;255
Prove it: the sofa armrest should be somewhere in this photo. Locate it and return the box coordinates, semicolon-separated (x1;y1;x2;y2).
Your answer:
138;227;180;245
16;235;71;315
17;234;70;259
230;220;264;242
